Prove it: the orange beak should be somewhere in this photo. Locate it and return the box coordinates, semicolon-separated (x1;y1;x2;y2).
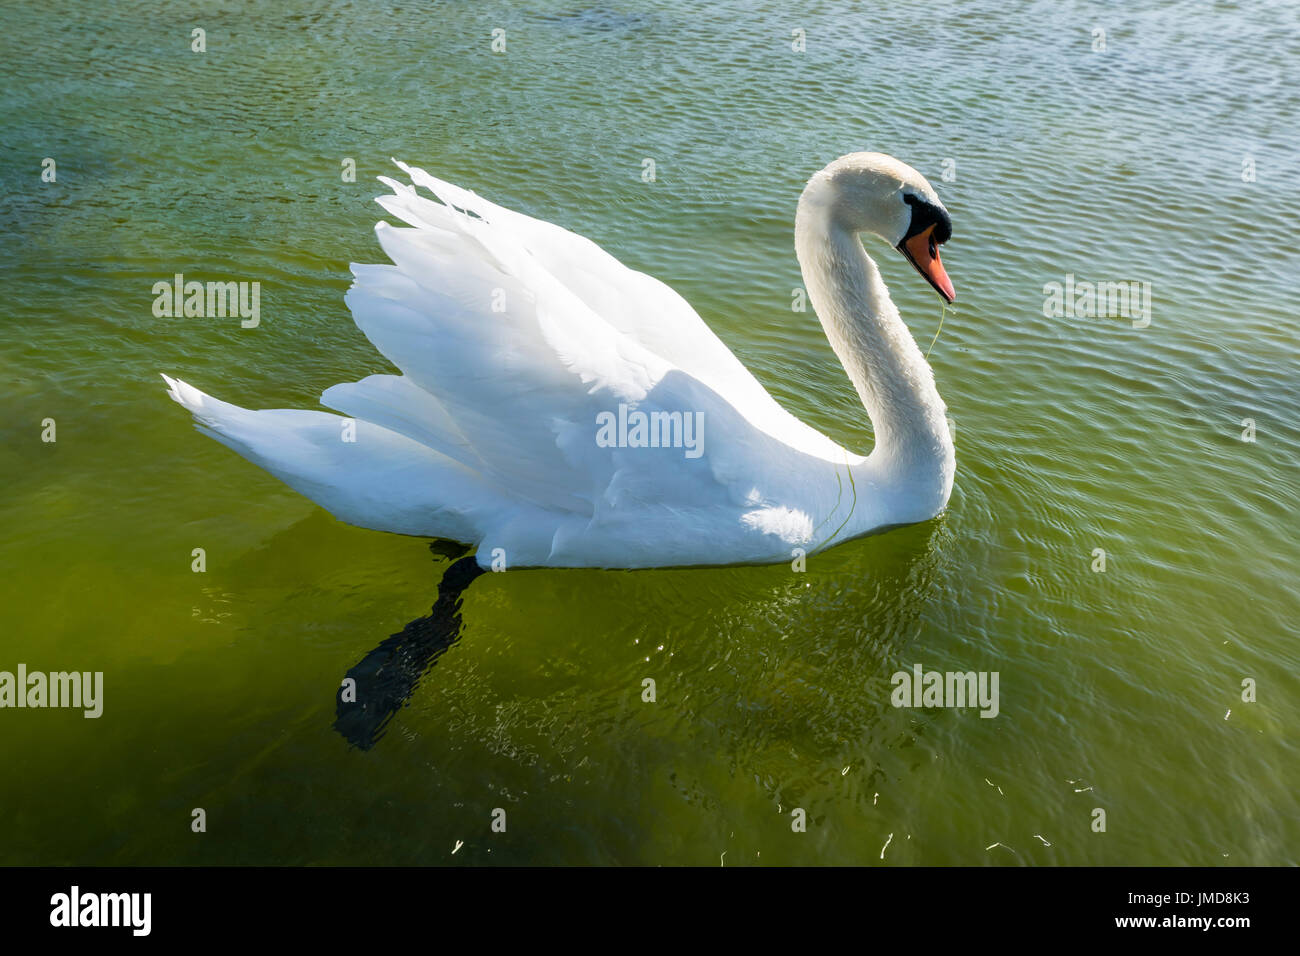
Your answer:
899;225;955;303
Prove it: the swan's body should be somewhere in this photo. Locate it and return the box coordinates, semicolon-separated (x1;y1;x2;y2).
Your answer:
164;153;957;569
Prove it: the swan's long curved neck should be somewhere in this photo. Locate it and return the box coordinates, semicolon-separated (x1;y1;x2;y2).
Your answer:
795;198;953;490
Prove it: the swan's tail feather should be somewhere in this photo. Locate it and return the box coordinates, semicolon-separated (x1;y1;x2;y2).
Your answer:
319;373;485;475
160;374;511;543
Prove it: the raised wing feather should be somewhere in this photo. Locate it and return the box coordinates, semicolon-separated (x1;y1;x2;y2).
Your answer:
382;161;847;462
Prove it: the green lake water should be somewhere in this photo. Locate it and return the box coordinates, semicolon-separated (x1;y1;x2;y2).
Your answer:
1;0;1297;864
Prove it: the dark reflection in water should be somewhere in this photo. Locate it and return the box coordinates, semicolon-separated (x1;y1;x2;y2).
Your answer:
333;548;484;750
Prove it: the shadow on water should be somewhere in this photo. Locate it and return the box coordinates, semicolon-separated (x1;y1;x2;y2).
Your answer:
333;544;484;750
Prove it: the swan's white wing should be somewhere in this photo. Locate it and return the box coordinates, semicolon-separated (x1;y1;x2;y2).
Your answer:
334;210;666;516
383;161;848;463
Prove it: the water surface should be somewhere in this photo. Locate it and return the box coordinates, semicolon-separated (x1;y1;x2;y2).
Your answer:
1;0;1297;864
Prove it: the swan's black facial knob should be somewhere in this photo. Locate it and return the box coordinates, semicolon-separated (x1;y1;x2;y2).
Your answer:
896;194;955;302
900;193;952;244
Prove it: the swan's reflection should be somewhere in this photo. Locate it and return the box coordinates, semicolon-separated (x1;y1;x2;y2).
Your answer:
333;546;483;750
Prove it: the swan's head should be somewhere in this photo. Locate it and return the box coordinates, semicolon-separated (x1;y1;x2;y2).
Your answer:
803;152;955;302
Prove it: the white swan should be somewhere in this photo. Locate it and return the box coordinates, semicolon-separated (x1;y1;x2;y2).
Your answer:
163;152;957;569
